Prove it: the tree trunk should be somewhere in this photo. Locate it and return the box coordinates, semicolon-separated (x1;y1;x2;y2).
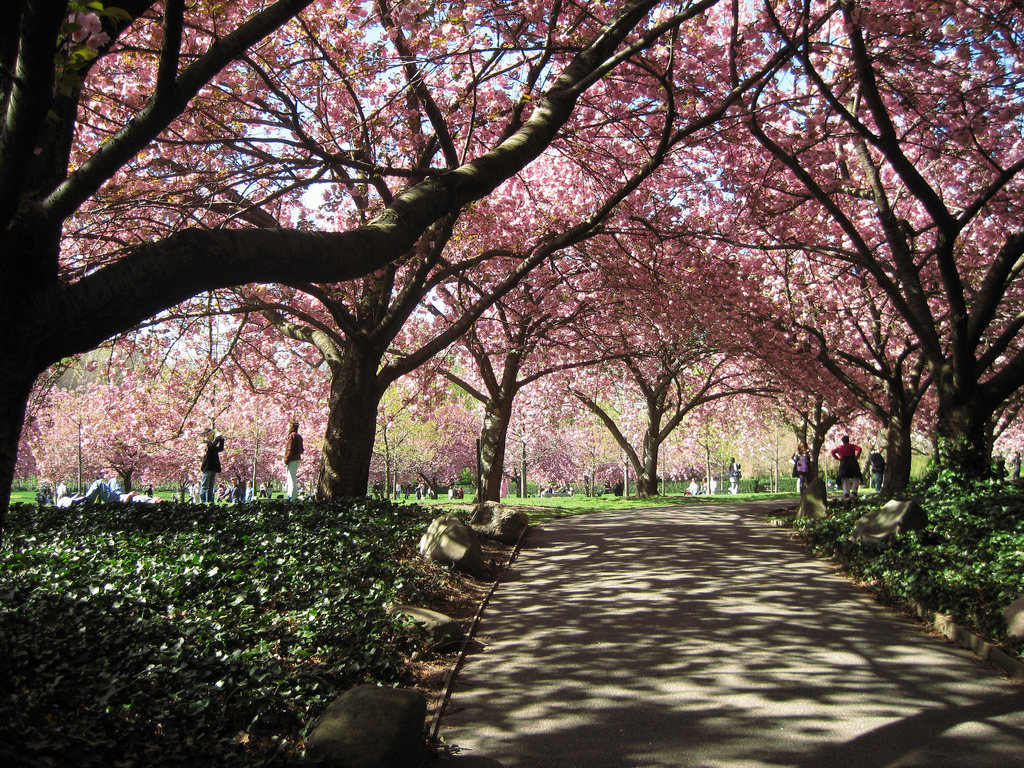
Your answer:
874;389;918;496
479;400;512;502
634;428;659;499
636;472;660;498
934;373;994;478
882;418;914;497
634;450;659;499
316;350;385;498
803;407;838;483
0;365;38;534
118;469;135;493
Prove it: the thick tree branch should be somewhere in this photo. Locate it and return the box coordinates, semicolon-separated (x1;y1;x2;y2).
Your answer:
0;0;64;225
32;0;684;372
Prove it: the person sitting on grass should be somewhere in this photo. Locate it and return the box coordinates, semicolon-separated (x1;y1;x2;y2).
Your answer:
35;483;54;505
81;475;164;505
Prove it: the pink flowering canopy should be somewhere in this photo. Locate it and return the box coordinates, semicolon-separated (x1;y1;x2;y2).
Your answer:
5;0;1024;509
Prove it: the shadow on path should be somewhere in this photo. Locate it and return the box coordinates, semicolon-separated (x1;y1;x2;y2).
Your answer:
436;501;1024;767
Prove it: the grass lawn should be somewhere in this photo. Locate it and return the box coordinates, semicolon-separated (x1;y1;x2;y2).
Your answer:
397;490;798;524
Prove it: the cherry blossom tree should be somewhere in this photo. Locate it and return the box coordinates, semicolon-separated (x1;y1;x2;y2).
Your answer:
724;0;1024;477
4;0;741;521
992;391;1024;475
25;339;204;493
245;174;594;498
431;255;621;501
26;387;107;493
20;312;328;498
573;349;768;497
561;215;790;498
213;0;791;499
371;381;479;497
554;415;625;495
726;252;928;493
502;386;612;497
564;239;774;499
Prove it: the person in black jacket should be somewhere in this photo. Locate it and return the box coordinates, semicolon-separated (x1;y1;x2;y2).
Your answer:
200;428;225;503
867;447;885;492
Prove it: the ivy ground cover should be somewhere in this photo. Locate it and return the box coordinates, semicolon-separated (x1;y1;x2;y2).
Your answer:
0;499;457;767
793;478;1024;658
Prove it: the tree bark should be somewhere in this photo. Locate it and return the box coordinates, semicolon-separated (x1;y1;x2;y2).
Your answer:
933;370;994;478
636;458;661;497
479;401;513;503
316;348;386;499
0;363;37;531
792;401;838;483
882;416;914;497
636;424;662;498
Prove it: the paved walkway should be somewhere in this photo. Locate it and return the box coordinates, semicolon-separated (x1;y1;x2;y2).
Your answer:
437;500;1024;767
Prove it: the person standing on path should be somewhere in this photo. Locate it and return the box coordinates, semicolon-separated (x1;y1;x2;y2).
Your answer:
284;420;304;499
200;428;224;503
831;434;863;498
728;458;741;494
791;442;813;493
867;446;885;492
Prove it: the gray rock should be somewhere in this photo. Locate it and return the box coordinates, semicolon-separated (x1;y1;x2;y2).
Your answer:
851;499;928;546
304;685;426;768
388;603;463;649
797;476;827;519
1004;596;1024;641
419;515;484;576
470;501;529;544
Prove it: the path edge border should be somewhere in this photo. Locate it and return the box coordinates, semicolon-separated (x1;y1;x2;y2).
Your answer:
913;602;1024;681
824;549;1024;682
427;523;530;748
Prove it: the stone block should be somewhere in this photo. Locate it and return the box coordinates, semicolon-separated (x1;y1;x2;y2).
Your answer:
851;499;928;546
388;604;463;649
470;502;529;544
419;516;484;576
305;685;426;768
1004;595;1024;641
